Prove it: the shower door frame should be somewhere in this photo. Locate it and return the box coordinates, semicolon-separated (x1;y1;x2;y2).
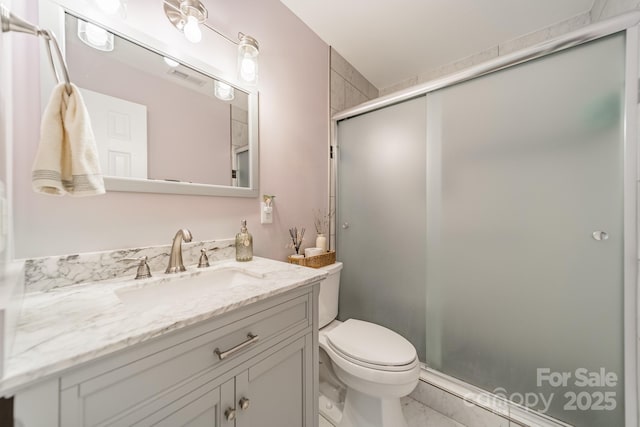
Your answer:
332;12;640;426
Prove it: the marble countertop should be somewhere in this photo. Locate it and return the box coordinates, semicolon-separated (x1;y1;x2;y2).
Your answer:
0;257;327;394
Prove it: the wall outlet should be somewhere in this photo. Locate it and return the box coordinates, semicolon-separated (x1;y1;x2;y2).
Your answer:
260;202;273;224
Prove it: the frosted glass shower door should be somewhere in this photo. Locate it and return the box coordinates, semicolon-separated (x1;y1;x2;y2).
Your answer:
426;34;626;426
337;96;427;359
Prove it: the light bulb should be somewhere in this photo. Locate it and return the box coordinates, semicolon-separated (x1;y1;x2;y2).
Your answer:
240;57;256;83
96;0;121;15
214;81;235;101
237;36;259;84
163;57;180;67
77;19;114;51
183;15;202;43
86;24;109;46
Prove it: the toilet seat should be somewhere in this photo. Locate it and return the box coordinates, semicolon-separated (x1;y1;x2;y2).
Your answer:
320;335;419;387
326;319;417;372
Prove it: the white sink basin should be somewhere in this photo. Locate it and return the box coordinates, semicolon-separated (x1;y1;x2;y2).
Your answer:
116;267;264;310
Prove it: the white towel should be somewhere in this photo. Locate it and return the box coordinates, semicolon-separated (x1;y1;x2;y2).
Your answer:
32;83;105;196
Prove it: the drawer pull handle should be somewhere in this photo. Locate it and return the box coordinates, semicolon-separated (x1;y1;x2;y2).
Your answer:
239;397;250;410
214;333;259;360
225;408;236;421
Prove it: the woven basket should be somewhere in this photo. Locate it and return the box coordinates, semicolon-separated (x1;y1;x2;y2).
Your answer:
287;250;336;268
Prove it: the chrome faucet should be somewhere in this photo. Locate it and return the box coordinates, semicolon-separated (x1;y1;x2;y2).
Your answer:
166;228;193;273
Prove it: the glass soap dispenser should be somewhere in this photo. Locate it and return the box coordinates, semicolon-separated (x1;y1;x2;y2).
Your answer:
235;219;253;262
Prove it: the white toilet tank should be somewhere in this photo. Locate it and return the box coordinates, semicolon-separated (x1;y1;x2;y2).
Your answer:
318;261;343;328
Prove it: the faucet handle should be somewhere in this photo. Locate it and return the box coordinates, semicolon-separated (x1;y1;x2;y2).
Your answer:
122;256;152;280
198;249;210;268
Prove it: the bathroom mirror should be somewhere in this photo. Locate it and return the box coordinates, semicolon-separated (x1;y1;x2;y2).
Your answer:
38;1;259;197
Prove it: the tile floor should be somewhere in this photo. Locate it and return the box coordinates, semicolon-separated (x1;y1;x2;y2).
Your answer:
402;396;467;427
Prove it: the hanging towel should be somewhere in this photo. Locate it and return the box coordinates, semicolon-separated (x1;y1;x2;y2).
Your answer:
32;82;105;196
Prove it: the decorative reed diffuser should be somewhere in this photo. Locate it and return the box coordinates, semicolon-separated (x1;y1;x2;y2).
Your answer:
313;209;333;252
288;227;305;255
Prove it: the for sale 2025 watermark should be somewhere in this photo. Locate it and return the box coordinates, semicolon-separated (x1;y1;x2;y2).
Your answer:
467;368;618;413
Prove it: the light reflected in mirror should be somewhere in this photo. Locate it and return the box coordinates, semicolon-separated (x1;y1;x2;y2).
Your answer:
63;13;251;189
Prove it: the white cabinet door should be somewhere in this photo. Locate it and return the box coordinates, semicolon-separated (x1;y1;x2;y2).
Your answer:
147;379;233;427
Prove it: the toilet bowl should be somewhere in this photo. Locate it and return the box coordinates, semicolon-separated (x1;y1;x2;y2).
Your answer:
318;262;420;427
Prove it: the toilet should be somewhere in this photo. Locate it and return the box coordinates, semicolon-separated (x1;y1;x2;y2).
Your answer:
318;262;420;427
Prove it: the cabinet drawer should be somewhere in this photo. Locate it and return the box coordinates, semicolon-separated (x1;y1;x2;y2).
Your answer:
61;294;310;427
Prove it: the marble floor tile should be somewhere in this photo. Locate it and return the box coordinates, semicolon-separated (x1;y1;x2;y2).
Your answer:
402;396;467;427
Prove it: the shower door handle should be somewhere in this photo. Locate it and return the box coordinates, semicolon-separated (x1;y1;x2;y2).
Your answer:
342;223;350;229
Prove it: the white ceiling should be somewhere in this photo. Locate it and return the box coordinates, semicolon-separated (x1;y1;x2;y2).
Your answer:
279;0;595;90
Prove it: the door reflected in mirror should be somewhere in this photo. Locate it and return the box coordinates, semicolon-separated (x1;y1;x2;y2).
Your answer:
64;13;252;189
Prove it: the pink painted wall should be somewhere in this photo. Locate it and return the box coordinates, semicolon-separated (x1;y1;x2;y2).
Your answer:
0;0;15;266
67;32;232;185
12;0;329;261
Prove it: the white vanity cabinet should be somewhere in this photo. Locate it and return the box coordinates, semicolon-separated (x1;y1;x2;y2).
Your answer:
14;285;319;427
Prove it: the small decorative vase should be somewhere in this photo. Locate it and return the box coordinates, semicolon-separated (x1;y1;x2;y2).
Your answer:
315;233;327;252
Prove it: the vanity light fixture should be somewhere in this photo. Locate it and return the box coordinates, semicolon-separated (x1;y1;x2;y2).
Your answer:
214;80;235;101
163;0;260;85
77;19;114;51
163;0;207;44
237;34;259;85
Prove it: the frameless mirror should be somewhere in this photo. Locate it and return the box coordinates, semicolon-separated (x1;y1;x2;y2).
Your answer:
38;1;259;197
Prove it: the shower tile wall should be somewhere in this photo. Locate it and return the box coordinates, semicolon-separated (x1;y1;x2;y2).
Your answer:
592;0;640;21
380;0;640;97
330;49;378;116
379;10;592;95
329;48;379;249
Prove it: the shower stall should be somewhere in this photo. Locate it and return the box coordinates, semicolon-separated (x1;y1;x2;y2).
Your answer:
334;13;638;427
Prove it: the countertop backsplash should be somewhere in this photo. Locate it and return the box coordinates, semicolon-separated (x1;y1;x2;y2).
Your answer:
23;238;236;293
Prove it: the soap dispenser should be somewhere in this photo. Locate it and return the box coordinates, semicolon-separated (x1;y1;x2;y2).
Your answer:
236;219;253;262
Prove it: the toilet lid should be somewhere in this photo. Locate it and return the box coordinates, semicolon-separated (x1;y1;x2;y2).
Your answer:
326;319;416;367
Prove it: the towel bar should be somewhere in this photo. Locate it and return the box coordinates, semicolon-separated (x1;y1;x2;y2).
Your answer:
1;5;72;94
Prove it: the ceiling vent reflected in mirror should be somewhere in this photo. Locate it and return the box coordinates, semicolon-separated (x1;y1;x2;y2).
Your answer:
166;68;206;87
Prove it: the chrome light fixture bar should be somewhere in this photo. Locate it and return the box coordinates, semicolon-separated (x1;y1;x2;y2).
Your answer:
163;0;259;85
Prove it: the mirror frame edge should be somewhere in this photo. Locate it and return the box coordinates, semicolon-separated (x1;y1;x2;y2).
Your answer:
38;0;260;198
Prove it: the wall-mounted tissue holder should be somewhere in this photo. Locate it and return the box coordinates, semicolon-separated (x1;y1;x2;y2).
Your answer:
261;194;275;224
